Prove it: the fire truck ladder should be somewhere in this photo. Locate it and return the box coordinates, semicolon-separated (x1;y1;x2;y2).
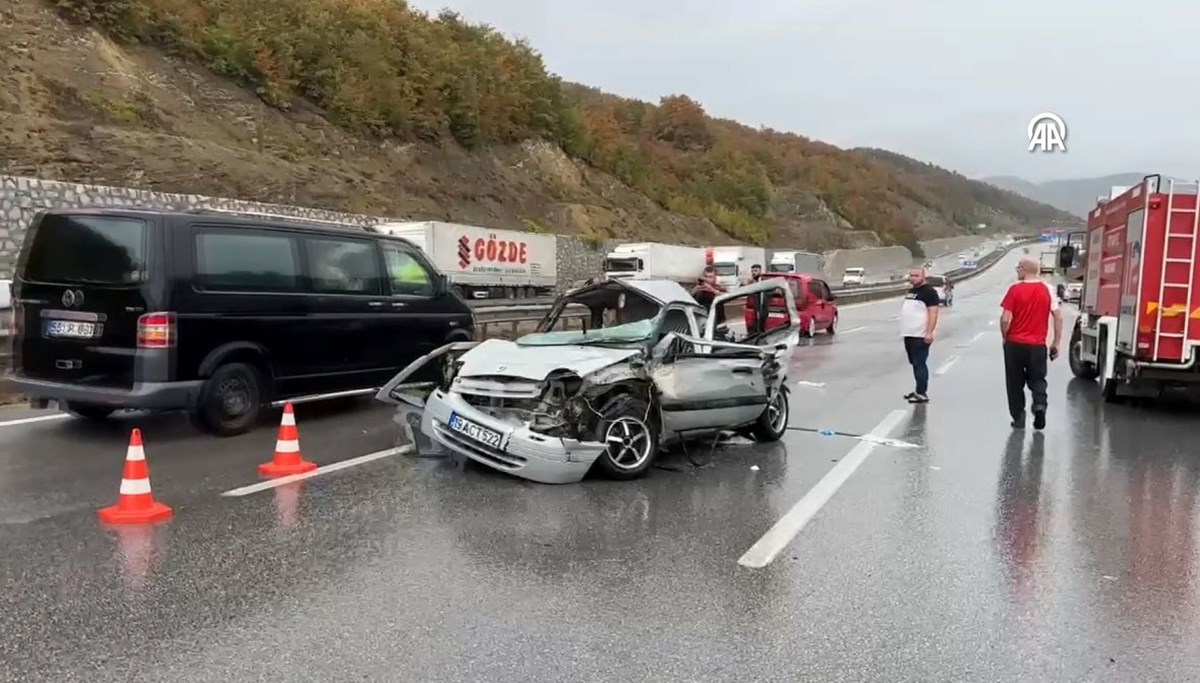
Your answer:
1153;177;1200;362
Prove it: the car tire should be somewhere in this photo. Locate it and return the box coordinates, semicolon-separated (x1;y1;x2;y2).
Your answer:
66;402;115;420
194;362;263;436
592;392;659;481
750;385;789;442
803;316;816;337
826;314;837;335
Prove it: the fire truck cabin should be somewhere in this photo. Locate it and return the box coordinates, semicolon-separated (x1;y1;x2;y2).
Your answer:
1067;175;1200;401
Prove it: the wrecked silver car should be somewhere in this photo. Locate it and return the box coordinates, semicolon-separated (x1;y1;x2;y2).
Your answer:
375;278;800;484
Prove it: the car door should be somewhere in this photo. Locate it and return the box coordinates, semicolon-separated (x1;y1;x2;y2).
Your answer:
809;279;836;326
377;241;452;384
301;233;388;393
650;281;797;433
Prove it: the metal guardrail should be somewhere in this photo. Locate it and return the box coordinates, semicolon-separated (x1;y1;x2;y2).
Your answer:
472;242;1021;334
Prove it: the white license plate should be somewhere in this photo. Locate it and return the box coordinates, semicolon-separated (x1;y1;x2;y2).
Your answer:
45;320;97;339
448;413;503;449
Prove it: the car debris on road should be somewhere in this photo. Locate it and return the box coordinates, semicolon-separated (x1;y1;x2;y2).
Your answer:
375;278;801;484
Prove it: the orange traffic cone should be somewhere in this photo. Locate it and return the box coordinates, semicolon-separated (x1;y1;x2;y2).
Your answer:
258;403;317;477
98;429;173;525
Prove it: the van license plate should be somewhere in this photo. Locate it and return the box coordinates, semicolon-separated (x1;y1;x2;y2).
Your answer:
447;413;503;449
45;320;97;339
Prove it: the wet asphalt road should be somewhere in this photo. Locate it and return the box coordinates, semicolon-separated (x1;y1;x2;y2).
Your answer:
4;249;1200;682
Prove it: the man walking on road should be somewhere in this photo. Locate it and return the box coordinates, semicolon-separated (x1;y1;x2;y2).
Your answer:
1000;257;1063;430
901;268;941;403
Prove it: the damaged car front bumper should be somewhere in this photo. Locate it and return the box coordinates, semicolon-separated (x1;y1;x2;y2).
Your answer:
420;388;607;485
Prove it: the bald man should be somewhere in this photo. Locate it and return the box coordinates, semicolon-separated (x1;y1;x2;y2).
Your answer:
1000;257;1063;430
900;267;941;403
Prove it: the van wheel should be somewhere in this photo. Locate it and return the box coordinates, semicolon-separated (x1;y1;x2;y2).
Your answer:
66;402;115;420
195;363;262;436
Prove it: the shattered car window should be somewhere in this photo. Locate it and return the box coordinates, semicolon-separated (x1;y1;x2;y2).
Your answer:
518;318;656;346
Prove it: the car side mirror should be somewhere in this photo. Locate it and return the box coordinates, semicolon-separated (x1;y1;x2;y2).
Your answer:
1058;245;1075;268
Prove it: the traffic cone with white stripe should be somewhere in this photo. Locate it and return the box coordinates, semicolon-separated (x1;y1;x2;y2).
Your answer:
98;428;173;525
258;403;317;477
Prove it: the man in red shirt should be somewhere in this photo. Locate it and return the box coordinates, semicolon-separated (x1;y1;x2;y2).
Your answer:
1000;257;1064;430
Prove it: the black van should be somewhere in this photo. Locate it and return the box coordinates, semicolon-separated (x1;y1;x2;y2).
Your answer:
11;208;475;435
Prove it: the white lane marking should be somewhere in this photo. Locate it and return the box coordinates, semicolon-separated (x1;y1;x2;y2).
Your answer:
988;320;996;326
935;355;960;375
795;380;826;388
838;299;893;311
221;445;412;497
971;332;985;344
839;326;867;334
737;409;909;569
0;413;70;428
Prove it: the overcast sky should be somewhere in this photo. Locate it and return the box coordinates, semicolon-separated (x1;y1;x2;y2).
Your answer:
408;0;1199;183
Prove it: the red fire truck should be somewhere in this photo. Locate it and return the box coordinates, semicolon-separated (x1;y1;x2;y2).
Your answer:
1064;175;1200;401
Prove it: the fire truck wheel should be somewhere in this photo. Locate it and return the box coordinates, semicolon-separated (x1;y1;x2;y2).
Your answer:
1068;324;1098;380
1097;331;1123;404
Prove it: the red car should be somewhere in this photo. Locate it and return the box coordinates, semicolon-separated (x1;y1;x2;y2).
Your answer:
744;273;839;337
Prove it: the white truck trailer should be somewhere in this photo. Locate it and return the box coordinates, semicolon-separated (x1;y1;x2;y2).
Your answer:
374;221;557;300
706;245;768;287
604;243;708;285
768;250;822;275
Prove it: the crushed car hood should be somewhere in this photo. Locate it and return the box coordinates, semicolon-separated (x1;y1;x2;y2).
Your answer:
456;338;641;381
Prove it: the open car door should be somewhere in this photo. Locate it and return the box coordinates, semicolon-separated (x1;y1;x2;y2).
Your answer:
649;280;798;435
374;341;479;409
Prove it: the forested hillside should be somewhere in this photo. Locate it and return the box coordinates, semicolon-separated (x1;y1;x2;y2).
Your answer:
29;0;1075;249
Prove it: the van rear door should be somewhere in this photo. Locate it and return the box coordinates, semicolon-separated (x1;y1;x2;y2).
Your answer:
14;213;156;389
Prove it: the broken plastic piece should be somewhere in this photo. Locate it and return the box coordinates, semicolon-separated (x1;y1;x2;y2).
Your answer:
818;428;835;436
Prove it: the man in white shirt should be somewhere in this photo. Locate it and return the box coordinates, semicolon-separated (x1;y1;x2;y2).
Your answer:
900;268;941;403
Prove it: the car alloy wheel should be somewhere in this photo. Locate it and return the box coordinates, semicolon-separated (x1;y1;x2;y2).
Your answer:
604;416;654;472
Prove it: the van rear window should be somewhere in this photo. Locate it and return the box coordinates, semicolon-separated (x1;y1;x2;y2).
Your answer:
24;215;147;285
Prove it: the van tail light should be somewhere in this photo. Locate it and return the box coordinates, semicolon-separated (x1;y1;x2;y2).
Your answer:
137;312;176;348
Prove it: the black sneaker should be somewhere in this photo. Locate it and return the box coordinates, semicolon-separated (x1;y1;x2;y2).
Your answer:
908;394;929;404
903;392;917;401
1032;410;1046;430
1010;419;1024;429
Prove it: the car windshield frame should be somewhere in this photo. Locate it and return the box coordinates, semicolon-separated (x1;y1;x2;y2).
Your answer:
516;317;657;347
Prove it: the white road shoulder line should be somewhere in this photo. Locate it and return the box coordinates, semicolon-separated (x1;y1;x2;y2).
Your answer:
935;355;960;375
736;409;909;569
221;445;413;497
0;413;70;428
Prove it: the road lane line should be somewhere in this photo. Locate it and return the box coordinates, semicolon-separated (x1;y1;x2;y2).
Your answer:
0;413;70;428
221;445;413;497
988;320;996;326
971;332;985;344
935;355;960;375
737;409;909;569
839;326;867;334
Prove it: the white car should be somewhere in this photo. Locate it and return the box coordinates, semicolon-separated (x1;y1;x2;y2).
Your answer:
376;278;800;484
841;267;865;286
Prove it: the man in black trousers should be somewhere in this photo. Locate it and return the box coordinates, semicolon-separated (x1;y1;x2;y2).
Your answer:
1000;257;1063;430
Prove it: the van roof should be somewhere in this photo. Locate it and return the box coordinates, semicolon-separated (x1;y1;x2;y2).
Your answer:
32;207;416;244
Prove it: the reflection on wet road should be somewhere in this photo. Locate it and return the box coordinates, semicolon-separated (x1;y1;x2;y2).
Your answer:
3;250;1200;681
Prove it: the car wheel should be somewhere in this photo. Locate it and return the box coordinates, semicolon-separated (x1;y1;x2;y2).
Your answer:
751;385;790;442
803;316;816;337
66;402;115;420
826;314;837;335
592;393;659;480
195;362;263;436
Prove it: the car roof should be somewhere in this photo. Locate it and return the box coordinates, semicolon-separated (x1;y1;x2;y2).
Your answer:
763;272;824;281
35;207;377;236
614;278;700;307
